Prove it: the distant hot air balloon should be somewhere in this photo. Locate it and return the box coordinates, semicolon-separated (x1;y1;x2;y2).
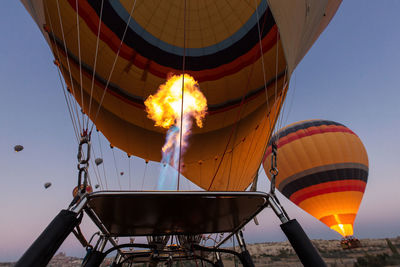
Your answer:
72;185;93;197
44;182;52;189
95;158;103;166
263;120;368;237
14;145;24;152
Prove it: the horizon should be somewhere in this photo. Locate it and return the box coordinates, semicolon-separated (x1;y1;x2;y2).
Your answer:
1;0;400;262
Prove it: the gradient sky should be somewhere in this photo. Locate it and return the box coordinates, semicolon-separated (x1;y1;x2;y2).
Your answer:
1;0;400;262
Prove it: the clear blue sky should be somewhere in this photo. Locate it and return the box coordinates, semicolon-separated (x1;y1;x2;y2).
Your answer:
1;0;400;262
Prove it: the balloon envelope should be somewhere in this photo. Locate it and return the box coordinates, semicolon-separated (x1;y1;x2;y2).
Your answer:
263;120;368;237
22;0;341;190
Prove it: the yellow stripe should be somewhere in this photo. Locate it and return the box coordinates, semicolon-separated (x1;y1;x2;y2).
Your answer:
119;0;261;47
297;191;363;222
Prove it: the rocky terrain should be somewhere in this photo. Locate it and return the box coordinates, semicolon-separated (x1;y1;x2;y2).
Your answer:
223;237;400;266
2;237;399;266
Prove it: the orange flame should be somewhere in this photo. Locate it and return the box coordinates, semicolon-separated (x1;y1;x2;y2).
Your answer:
145;74;207;189
144;74;207;129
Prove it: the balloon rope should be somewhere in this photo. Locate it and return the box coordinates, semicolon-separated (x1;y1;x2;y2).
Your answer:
56;67;79;142
283;71;297;127
111;148;122;190
254;0;283;157
141;162;148;190
90;0;138;133
231;0;274;188
56;0;82;133
91;146;104;189
86;0;105;130
207;9;270;191
45;1;81;143
128;156;132;190
272;30;281;137
46;2;106;193
254;0;273;128
253;0;290;184
75;0;86;130
237;121;260;184
177;0;187;191
276;69;289;138
97;131;108;189
90;158;103;190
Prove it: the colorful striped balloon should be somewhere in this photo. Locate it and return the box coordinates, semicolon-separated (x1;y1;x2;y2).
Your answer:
263;120;368;237
22;0;341;191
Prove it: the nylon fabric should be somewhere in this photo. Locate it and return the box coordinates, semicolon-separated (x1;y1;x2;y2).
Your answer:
22;0;341;191
263;120;368;236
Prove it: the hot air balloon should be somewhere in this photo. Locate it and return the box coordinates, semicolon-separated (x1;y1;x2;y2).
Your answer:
14;145;24;152
16;1;345;266
44;182;52;189
263;120;368;237
21;0;342;191
95;158;103;166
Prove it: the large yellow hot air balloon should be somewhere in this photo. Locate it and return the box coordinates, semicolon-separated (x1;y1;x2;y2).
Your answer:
263;120;368;237
22;0;341;191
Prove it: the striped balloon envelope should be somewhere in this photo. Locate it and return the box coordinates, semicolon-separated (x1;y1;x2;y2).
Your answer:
21;0;342;191
263;120;368;237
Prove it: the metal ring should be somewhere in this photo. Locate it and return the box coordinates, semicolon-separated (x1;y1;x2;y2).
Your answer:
269;168;279;176
77;136;91;164
77;167;88;188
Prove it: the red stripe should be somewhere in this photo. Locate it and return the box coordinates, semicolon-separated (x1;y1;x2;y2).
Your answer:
68;0;279;83
290;180;366;205
53;40;284;116
263;125;355;162
50;38;282;115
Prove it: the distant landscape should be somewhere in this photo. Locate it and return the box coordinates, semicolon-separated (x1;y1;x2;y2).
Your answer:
1;237;399;266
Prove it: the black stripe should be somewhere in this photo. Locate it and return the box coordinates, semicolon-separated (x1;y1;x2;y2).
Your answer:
281;168;368;198
52;33;286;112
268;120;346;147
86;0;276;71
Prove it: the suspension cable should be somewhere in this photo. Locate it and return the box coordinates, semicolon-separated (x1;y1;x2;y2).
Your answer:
177;0;188;191
86;0;105;130
97;130;108;189
44;1;81;143
56;67;80;143
128;155;132;190
284;71;297;127
56;0;82;133
207;8;270;190
111;147;122;190
74;0;86;129
254;0;273;128
141;160;148;190
91;146;104;190
90;0;138;133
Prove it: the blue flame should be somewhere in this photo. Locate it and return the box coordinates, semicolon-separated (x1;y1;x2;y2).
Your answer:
157;126;179;190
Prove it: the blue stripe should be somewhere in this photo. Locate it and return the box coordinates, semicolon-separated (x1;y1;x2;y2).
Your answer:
110;0;268;57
